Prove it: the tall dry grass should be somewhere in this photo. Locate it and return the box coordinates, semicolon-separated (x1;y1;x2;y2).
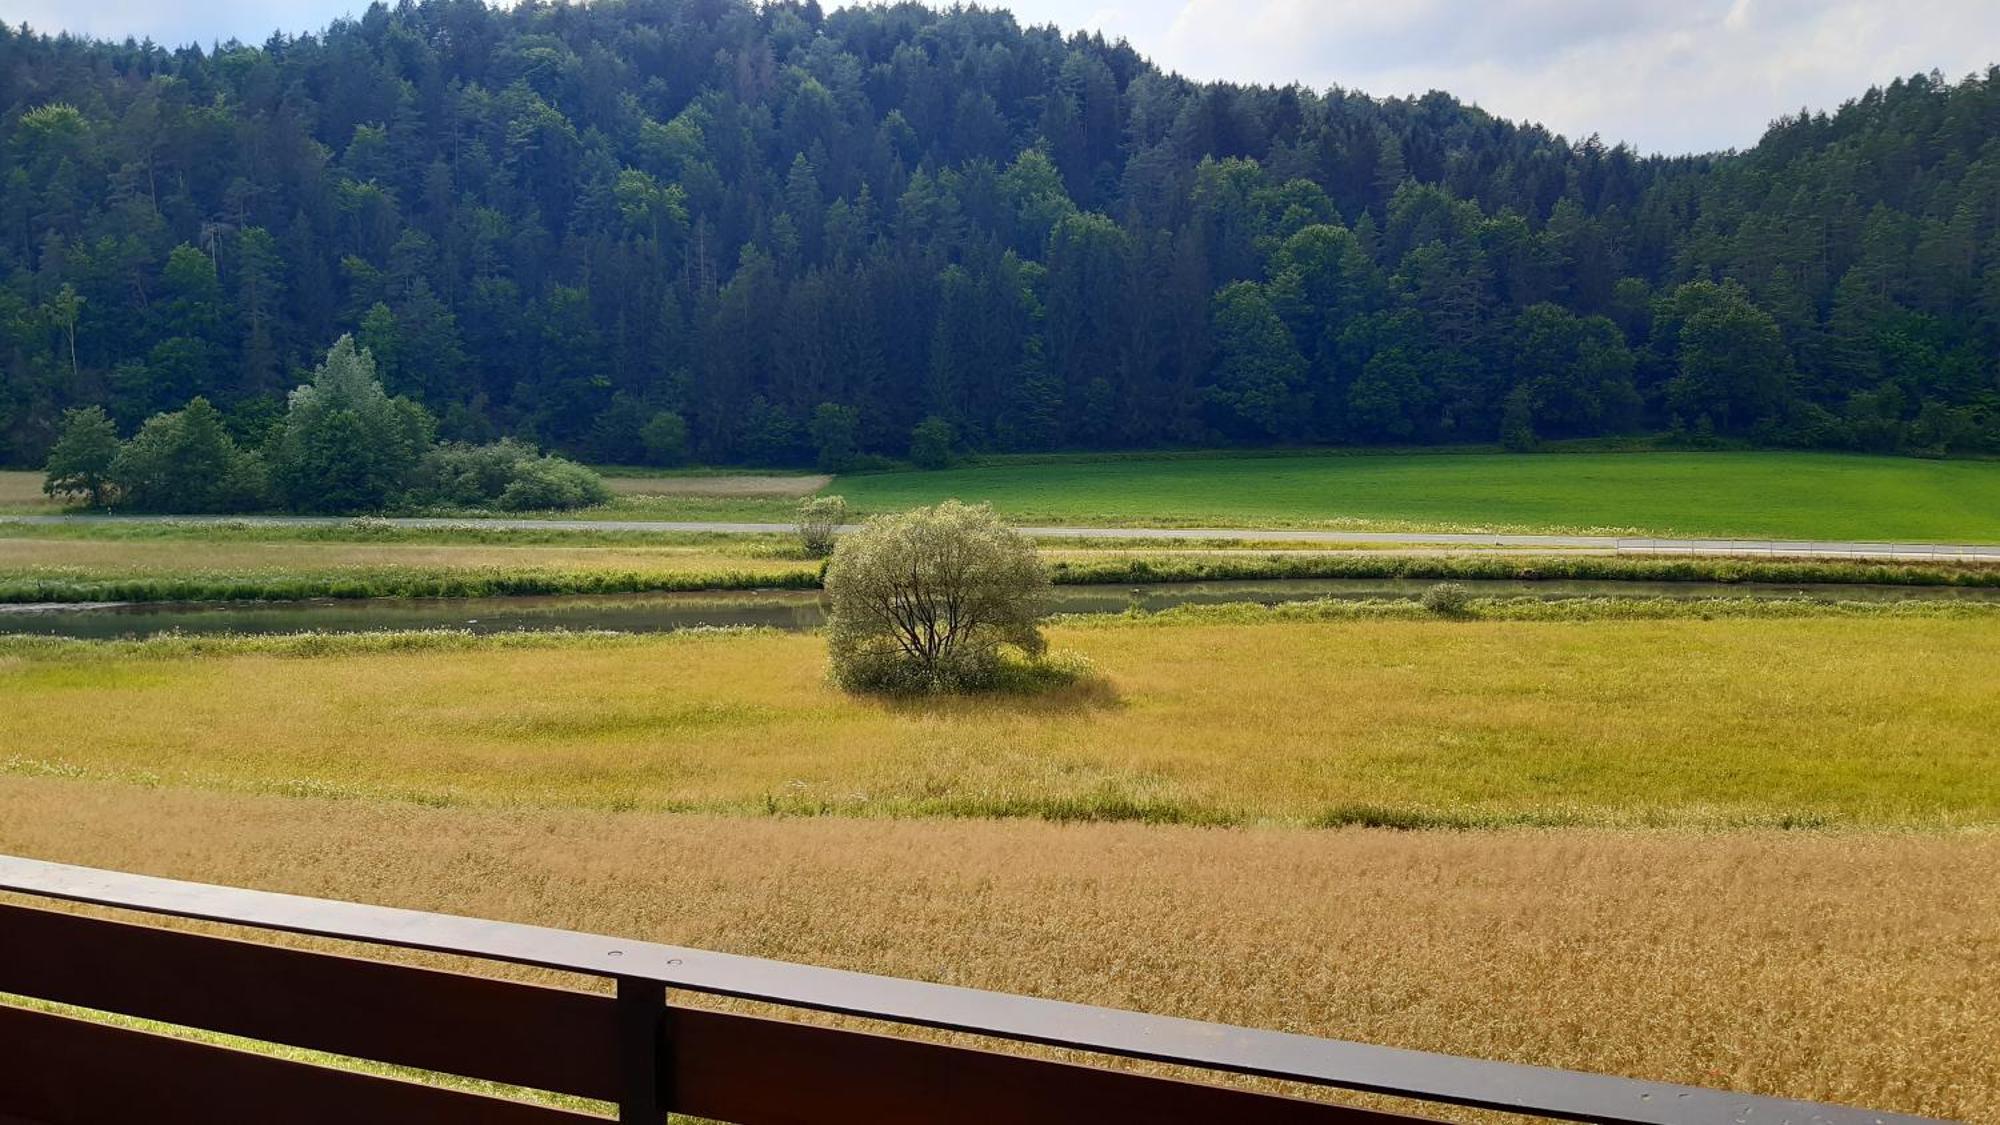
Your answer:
0;775;1991;1122
2;617;1993;827
0;470;57;512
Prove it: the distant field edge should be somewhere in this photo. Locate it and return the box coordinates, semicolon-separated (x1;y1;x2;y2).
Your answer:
835;441;2000;471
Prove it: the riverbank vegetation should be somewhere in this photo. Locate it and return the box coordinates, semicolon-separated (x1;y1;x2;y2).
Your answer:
2;530;1994;605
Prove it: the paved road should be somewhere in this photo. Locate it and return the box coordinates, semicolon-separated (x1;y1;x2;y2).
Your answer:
5;513;1998;562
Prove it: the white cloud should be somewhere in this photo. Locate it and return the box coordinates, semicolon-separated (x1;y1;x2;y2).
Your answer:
13;0;1997;153
965;0;1997;152
1142;0;1999;152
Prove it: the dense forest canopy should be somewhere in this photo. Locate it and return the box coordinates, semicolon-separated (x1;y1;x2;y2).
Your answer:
2;0;1997;469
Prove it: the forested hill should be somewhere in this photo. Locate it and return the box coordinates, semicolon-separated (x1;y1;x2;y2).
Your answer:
2;1;1997;468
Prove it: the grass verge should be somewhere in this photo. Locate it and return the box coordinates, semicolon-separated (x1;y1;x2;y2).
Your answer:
2;547;1994;605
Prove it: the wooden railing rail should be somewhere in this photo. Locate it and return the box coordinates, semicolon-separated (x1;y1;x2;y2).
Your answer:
0;855;1950;1125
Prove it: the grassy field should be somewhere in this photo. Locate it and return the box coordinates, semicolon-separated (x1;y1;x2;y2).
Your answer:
0;530;825;601
6;450;1996;1119
0;535;813;575
3;611;1994;828
828;451;2000;540
1;776;1992;1123
0;470;58;514
601;471;830;497
7;536;1998;603
6;516;1998;604
15;451;2000;540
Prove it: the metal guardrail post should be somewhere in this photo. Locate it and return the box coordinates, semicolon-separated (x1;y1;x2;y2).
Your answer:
616;976;667;1122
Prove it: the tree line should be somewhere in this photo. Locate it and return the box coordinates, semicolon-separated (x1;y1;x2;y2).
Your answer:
43;337;608;512
2;0;1996;471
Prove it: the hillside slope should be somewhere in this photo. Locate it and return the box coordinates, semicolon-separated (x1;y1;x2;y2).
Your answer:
1;2;1995;464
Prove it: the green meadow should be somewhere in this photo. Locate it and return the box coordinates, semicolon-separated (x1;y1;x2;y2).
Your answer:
11;451;2000;542
826;450;2000;540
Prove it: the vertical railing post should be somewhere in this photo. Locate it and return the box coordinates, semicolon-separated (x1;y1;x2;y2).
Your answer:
615;976;667;1122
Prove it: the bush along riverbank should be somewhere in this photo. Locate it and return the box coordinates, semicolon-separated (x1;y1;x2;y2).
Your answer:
0;566;823;604
1;551;1995;605
1045;552;2000;589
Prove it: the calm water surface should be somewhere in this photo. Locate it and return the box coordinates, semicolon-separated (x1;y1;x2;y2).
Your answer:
0;578;1990;640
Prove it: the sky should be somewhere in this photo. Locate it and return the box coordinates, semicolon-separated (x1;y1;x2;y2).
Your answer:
9;0;1999;154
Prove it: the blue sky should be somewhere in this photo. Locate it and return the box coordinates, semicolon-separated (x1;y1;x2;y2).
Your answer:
10;0;1998;154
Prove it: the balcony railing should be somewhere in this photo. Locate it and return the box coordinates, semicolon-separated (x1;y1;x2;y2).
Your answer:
0;854;1948;1124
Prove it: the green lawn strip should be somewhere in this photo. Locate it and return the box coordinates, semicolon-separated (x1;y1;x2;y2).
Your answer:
828;450;2000;541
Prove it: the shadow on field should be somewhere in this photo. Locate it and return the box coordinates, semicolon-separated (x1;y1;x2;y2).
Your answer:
868;673;1125;718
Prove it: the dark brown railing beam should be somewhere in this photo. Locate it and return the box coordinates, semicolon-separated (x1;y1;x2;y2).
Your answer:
0;901;1410;1124
0;902;617;1100
0;854;1950;1125
0;1005;599;1125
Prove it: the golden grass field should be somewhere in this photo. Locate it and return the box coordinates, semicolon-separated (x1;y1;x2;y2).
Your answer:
2;603;1995;1119
0;470;57;512
2;615;1995;827
0;775;1993;1122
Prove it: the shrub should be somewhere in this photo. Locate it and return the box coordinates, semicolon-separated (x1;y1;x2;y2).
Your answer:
824;501;1049;693
409;439;539;507
639;411;690;466
809;403;860;473
796;494;847;557
410;439;610;511
106;398;269;513
908;415;955;469
1420;582;1474;617
497;456;612;511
